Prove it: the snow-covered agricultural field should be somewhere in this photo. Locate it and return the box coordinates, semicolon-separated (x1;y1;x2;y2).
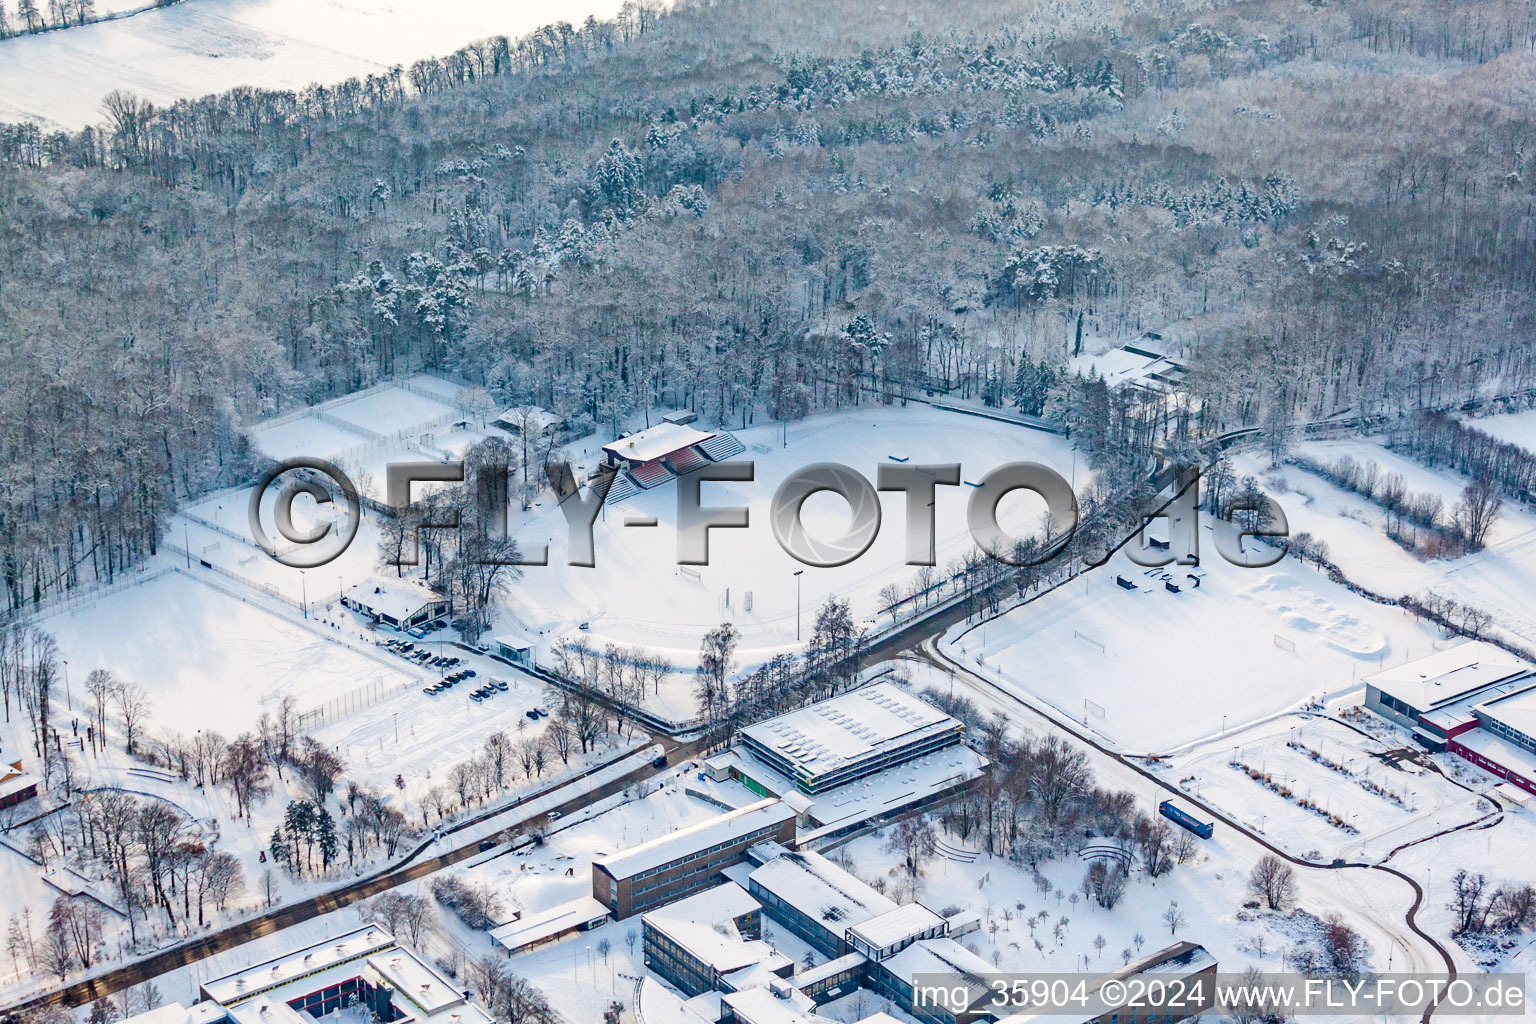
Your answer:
0;0;641;128
1237;436;1536;647
945;547;1443;752
498;405;1076;699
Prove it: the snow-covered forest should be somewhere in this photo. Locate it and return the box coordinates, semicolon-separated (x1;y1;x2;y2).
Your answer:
2;0;1535;611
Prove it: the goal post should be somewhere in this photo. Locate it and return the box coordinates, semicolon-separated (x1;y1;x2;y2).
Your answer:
1274;633;1296;652
1074;629;1106;654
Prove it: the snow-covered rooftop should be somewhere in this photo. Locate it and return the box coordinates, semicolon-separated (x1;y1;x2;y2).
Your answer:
635;978;713;1024
0;761;39;803
345;576;445;624
1477;683;1536;743
878;935;994;986
720;984;822;1024
489;896;610;952
224;993;313;1024
602;422;715;463
201;925;395;1005
1365;640;1531;714
594;798;795;881
993;943;1216;1024
199;924;489;1024
738;682;960;783
367;950;469;1016
1455;728;1536;784
720;743;989;837
1070;342;1187;393
791;952;868;989
847;903;946;951
493;406;561;433
747;848;897;933
117;1004;228;1024
1420;672;1536;733
641;883;789;975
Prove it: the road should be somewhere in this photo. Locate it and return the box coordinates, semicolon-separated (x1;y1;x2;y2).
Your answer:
4;737;706;1015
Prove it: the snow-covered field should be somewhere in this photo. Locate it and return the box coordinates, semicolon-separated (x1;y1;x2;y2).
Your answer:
171;484;391;608
1238;438;1536;647
1161;715;1487;863
41;570;422;734
945;547;1443;752
248;415;373;464
497;405;1077;718
1462;408;1536;453
0;0;643;128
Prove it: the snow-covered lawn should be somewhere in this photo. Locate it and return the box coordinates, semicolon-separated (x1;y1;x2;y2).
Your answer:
1238;438;1536;647
0;0;644;129
944;547;1442;752
41;570;423;735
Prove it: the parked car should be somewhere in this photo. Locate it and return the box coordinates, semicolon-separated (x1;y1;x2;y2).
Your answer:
422;687;435;696
494;680;508;692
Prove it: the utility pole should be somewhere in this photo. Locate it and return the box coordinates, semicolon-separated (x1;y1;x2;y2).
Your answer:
794;570;804;642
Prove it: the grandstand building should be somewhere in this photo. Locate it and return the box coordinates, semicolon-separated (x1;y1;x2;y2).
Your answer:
598;421;746;502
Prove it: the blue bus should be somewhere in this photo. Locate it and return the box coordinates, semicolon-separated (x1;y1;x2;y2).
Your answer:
1159;800;1214;839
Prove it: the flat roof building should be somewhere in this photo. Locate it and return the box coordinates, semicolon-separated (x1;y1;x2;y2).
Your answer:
1364;641;1531;737
593;798;797;919
846;904;948;962
738;682;965;794
1361;641;1536;792
115;926;497;1024
641;882;792;998
746;842;897;959
489;896;609;955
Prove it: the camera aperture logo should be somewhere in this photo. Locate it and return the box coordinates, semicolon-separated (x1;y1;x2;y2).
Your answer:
247;456;1288;571
247;457;363;569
